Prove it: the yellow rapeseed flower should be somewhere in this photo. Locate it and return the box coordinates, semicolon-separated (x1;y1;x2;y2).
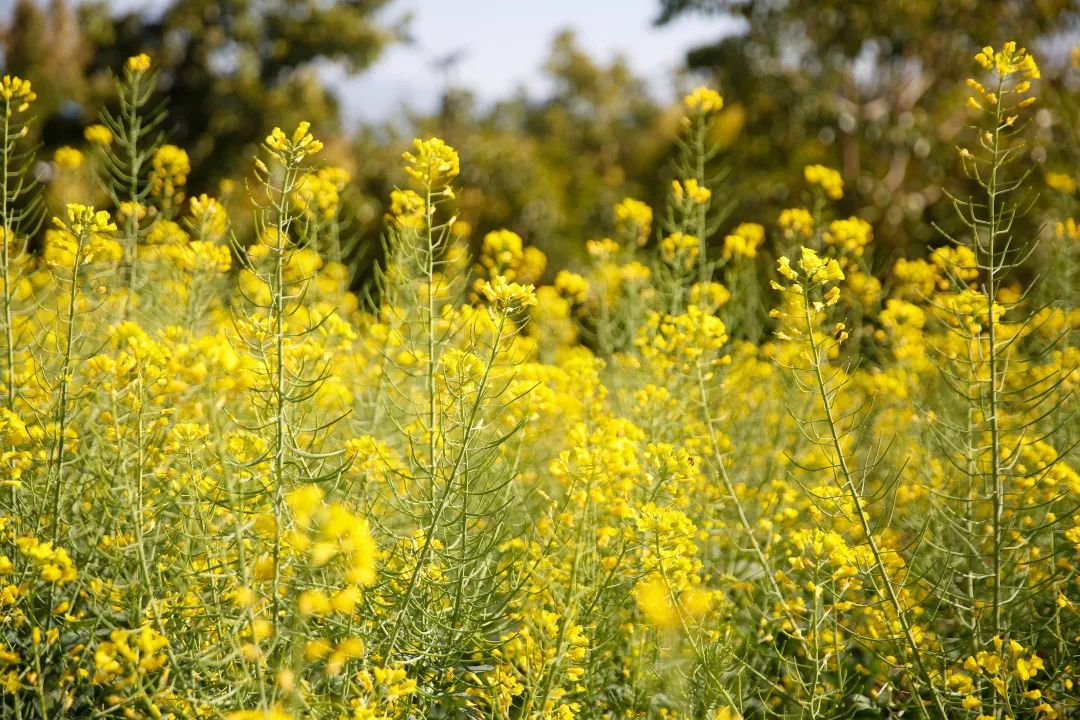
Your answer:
53;146;84;171
480;275;537;312
804;164;844;200
84;124;113;146
53;204;116;237
974;42;1039;80
402;137;460;191
683;86;724;115
0;75;36;114
127;53;152;74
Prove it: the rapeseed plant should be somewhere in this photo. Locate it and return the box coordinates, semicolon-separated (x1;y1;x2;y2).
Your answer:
0;40;1077;720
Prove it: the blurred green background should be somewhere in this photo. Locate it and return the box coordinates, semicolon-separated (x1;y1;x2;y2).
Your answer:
3;0;1080;277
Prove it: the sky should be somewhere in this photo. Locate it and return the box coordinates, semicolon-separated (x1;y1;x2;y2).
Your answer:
3;0;735;126
304;0;735;126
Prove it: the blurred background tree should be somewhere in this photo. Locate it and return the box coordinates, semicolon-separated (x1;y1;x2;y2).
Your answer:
349;31;675;266
655;0;1080;262
3;0;404;188
3;0;1080;278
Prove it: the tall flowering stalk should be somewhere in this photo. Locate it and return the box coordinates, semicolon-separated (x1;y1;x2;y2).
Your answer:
925;43;1074;717
372;140;544;700
772;246;949;719
94;54;165;310
0;76;41;413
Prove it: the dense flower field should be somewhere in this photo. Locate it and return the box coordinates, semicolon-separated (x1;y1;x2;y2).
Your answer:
2;43;1079;720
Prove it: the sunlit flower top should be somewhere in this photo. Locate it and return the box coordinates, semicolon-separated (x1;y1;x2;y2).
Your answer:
614;197;653;246
683;86;724;115
83;123;113;146
722;222;764;260
265;121;324;164
126;53;152;74
804;164;843;200
974;41;1039;80
0;75;36;117
480;275;537;312
672;178;711;205
402;137;459;192
54;204;116;237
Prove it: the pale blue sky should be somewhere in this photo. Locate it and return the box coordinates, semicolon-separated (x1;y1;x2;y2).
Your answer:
5;0;736;126
329;0;735;124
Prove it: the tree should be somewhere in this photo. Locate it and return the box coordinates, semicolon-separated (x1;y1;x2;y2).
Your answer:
351;30;673;272
3;0;405;187
655;0;1078;258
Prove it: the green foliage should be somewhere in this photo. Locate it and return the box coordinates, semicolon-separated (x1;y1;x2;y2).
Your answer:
655;0;1076;256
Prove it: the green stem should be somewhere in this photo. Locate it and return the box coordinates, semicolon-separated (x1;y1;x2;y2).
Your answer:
800;296;947;720
49;232;86;544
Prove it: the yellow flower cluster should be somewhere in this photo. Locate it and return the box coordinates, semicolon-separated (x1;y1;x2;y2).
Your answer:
53;145;83;170
804;164;844;200
401;136;459;191
672;178;711;205
0;75;36;115
476;229;529;284
660;231;700;268
480;274;538;312
637;304;729;375
53;203;117;237
150;144;191;205
974;41;1040;80
553;269;589;303
293;167;347;220
683;86;724;115
823;216;872;259
1046;171;1077;195
265;121;324;163
14;534;77;584
93;626;169;683
126;53;152;74
84;123;113;146
722;222;765;260
967;42;1038;114
614;196;653;246
778;207;814;239
189;193;229;241
2;46;1077;720
776;246;844;286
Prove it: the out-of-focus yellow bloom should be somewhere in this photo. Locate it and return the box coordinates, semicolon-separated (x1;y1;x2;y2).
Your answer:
189;194;229;241
53;146;83;170
672;178;711;205
683;86;724;115
824;216;872;258
634;576;678;627
388;188;426;230
804;164;844;200
723;222;765;260
126;53;152;74
661;231;700;268
293;171;340;219
150;145;191;211
84;124;113;146
1046;171;1077;195
553;270;589;304
779;207;814;240
614;197;652;246
225;708;293;720
0;75;36;114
